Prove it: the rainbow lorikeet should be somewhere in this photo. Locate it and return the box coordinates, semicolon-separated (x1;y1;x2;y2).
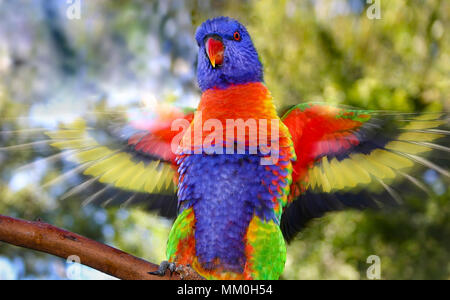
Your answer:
39;17;448;280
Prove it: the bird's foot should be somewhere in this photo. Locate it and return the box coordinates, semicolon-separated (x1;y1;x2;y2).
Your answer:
148;261;204;280
148;261;177;277
174;264;200;280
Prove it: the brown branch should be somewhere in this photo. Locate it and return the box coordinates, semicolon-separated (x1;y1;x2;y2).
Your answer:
0;214;204;280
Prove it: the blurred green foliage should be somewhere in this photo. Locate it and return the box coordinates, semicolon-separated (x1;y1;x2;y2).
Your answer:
0;0;448;279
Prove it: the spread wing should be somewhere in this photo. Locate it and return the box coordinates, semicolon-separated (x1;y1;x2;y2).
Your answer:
280;103;449;241
2;104;194;218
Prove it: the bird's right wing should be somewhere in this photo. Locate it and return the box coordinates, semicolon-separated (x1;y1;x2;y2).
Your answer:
1;103;195;218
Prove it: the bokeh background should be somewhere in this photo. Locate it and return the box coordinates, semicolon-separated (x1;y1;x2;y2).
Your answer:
0;0;449;279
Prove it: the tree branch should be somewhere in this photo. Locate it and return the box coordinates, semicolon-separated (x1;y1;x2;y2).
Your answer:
0;214;203;280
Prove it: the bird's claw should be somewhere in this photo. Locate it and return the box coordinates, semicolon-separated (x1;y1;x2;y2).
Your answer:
149;262;203;280
174;264;199;280
148;261;177;277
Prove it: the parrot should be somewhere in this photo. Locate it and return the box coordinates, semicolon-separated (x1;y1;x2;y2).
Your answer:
3;17;449;280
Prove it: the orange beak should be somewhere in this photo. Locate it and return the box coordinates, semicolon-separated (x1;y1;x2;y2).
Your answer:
206;37;224;68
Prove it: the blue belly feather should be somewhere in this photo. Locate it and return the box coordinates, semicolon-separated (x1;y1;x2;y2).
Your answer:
177;153;280;273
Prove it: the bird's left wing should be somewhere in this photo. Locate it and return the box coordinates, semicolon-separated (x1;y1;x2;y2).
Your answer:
280;103;449;241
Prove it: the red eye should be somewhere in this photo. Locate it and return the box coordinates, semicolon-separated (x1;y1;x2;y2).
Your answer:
233;31;241;41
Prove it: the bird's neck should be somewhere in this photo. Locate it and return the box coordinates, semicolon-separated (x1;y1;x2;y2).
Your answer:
178;82;294;158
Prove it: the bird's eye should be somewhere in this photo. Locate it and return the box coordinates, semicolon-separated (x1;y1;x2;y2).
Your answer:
233;31;241;41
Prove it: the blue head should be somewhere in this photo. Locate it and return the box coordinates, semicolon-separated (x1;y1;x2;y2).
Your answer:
195;17;264;92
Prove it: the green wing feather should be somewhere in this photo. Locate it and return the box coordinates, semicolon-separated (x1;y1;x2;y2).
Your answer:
281;104;449;241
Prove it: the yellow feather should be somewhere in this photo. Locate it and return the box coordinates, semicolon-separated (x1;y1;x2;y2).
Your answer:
337;159;359;188
45;118;176;195
84;153;127;177
144;161;162;193
313;166;323;191
385;141;431;154
329;158;346;190
401;120;446;130
46;129;85;140
413;114;443;121
348;157;372;184
124;163;148;192
50;139;97;149
115;162;145;189
307;167;317;190
154;166;168;191
160;166;176;191
370;149;414;170
317;161;331;193
364;155;396;179
321;157;336;190
76;147;112;163
397;132;444;142
98;155;133;184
